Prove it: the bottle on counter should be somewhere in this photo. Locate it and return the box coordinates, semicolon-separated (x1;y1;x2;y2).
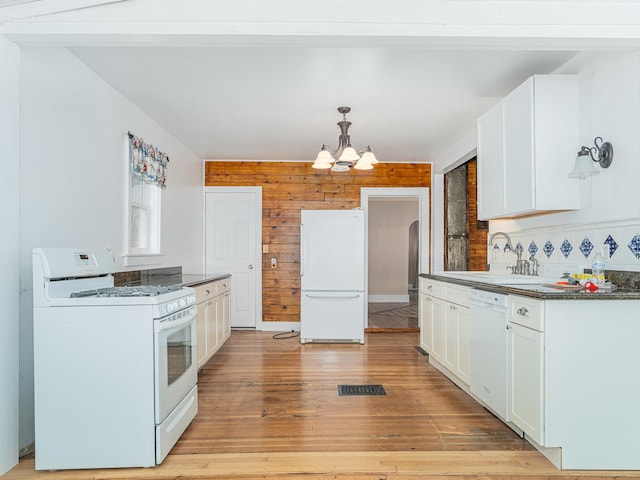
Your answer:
591;251;605;286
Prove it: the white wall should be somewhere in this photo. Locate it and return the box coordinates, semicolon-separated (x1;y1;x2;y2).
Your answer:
18;47;204;451
489;51;640;273
0;36;20;476
368;200;419;300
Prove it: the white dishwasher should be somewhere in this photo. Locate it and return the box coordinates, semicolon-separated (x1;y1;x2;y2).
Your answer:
468;288;509;421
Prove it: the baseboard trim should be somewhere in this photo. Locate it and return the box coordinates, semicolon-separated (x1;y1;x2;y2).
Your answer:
259;321;300;332
369;294;410;303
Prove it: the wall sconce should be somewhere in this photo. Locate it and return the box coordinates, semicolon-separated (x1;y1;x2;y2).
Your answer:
568;136;614;179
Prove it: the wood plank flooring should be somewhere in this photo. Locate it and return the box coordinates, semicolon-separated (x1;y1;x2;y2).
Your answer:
367;291;419;330
6;331;640;479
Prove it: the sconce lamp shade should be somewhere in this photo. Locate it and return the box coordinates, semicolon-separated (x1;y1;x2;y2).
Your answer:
568;147;599;179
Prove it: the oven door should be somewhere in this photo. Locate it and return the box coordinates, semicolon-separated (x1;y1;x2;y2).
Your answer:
154;306;197;424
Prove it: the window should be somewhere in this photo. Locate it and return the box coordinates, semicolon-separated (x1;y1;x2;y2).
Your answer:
124;132;168;265
129;174;161;255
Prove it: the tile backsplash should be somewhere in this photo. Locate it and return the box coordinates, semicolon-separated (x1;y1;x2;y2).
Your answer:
489;219;640;276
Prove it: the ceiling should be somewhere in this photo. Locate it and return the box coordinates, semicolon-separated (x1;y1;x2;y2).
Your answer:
68;45;576;169
1;1;588;171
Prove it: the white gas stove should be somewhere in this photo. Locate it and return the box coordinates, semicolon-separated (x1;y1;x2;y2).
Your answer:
32;247;198;470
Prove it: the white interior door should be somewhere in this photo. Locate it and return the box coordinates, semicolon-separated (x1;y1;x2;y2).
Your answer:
205;188;262;328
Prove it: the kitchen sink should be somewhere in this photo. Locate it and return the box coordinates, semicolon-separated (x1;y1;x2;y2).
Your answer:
434;270;557;285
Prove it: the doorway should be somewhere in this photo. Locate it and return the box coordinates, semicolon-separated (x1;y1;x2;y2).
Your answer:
361;188;430;331
204;186;263;329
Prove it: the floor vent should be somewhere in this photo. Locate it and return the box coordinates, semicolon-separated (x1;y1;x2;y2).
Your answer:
337;384;386;396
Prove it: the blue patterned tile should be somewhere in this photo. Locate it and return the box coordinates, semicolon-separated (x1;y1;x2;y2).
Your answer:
528;241;538;257
628;234;640;259
604;235;618;257
543;240;554;258
560;239;573;258
515;242;523;254
579;237;593;258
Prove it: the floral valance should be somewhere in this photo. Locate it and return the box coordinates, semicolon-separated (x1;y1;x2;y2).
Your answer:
128;132;169;189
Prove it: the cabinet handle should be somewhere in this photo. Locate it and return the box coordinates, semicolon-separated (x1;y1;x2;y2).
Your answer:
516;307;529;316
222;284;227;288
427;285;433;291
205;289;210;295
449;305;456;310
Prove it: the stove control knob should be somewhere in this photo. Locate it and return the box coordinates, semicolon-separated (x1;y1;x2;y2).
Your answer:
167;302;176;313
187;295;195;305
179;298;187;308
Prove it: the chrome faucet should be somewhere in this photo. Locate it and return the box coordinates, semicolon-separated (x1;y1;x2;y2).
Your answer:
529;255;540;276
489;231;517;256
489;231;530;275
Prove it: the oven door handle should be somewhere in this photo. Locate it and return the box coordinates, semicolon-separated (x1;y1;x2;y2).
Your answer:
155;310;196;333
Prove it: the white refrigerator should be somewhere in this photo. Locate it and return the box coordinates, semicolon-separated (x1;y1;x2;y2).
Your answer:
300;209;365;344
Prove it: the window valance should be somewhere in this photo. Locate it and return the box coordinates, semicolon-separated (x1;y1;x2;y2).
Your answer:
128;132;169;189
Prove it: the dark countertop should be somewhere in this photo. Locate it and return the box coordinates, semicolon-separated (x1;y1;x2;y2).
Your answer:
178;273;231;288
420;273;640;300
114;268;231;288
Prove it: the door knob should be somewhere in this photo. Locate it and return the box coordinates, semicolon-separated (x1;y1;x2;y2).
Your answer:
248;264;254;269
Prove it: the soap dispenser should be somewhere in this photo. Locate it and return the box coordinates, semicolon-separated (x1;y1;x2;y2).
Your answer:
591;251;605;286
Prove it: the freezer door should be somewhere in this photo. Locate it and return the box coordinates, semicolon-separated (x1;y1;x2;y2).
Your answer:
300;291;365;343
300;210;365;291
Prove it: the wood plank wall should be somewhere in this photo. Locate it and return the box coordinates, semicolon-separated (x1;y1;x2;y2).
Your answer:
204;161;432;324
467;159;488;271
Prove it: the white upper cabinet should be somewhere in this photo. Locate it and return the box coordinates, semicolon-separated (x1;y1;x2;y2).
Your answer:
477;75;581;220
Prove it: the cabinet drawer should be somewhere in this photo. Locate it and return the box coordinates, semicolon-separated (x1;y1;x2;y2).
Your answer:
444;284;469;307
217;279;230;294
510;296;544;331
420;278;443;297
194;278;230;304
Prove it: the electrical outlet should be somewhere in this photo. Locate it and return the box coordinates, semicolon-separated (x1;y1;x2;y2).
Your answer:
271;258;277;269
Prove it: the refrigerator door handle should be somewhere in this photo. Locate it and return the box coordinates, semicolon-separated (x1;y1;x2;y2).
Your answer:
305;293;361;299
300;223;304;277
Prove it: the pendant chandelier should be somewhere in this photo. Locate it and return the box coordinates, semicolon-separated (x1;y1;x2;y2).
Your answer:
312;106;379;172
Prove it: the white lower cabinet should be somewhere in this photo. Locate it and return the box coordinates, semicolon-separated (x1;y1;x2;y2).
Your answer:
194;278;231;369
508;322;544;445
419;278;470;386
508;295;545;445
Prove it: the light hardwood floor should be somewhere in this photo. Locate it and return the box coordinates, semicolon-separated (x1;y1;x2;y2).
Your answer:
6;331;640;479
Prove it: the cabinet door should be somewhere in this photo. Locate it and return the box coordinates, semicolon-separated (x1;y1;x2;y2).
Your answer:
221;291;231;342
456;306;470;384
214;294;225;352
443;303;470;385
509;322;544;445
443;303;458;373
419;292;432;352
205;300;218;360
477;103;505;220
503;78;535;215
430;297;446;363
196;302;208;369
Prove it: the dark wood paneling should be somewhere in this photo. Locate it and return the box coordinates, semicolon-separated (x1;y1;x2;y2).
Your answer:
467;159;488;271
205;161;432;323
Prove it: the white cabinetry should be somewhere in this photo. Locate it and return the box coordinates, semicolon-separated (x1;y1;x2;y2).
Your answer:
194;278;231;369
506;296;640;470
419;278;470;386
477;75;580;220
508;296;544;446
